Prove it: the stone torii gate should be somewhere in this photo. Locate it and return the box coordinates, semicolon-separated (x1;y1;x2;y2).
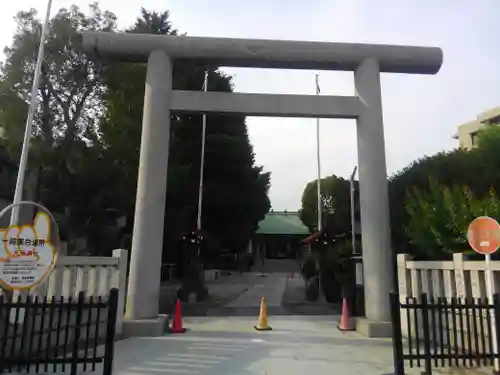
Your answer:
82;32;443;337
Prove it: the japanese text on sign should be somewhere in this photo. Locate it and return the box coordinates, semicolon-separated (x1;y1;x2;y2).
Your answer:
0;210;58;290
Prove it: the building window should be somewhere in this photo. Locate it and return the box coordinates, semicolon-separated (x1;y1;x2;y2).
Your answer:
471;132;477;146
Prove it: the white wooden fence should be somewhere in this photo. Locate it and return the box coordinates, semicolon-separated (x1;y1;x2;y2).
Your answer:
397;252;499;348
1;249;128;335
397;253;499;302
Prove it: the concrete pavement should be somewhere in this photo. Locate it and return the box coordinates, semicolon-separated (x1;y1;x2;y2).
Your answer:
28;315;491;375
160;272;254;315
251;258;300;274
281;274;341;314
43;315;405;375
224;273;287;310
110;316;495;375
186;272;287;316
162;270;340;316
111;321;399;375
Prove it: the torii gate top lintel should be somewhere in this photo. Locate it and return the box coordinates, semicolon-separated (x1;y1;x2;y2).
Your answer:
82;32;443;75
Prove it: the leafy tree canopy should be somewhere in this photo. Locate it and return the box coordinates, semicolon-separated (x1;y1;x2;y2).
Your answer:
300;175;358;236
0;3;116;152
300;125;500;260
0;5;271;257
476;124;500;152
391;125;500;257
405;179;500;259
100;8;271;256
0;3;120;252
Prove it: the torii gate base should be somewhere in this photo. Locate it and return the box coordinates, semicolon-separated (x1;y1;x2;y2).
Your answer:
83;32;443;338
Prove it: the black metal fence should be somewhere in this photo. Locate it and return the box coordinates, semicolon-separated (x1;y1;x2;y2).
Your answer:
0;288;118;375
390;292;500;375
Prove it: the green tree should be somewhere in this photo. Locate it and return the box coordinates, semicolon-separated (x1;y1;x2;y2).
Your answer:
298;127;500;260
476;124;500;152
388;149;482;254
100;9;271;259
389;125;500;257
0;4;119;252
300;175;357;235
405;179;500;259
0;3;116;150
474;125;500;192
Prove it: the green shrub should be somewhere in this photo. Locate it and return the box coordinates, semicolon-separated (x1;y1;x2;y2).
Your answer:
301;254;320;302
405;178;500;259
319;239;361;302
301;255;318;279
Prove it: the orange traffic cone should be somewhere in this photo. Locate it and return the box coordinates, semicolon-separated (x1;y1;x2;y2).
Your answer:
338;295;355;331
170;299;187;334
254;297;272;331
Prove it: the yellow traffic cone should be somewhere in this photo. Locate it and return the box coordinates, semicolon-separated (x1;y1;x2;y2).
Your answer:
254;297;272;331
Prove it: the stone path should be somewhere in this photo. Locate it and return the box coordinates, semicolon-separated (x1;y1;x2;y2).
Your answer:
170;271;340;316
160;272;255;315
162;259;338;316
281;275;340;314
225;273;287;309
252;258;300;274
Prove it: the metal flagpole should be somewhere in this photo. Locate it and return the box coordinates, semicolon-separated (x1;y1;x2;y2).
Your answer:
315;74;322;232
196;70;209;231
10;0;53;225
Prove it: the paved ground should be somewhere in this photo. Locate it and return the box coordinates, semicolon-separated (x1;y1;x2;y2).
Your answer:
161;259;301;307
105;316;495;375
252;258;300;274
114;316;399;375
37;315;402;375
173;272;339;316
159;272;254;314
224;273;287;309
162;261;339;316
178;272;290;316
7;315;491;375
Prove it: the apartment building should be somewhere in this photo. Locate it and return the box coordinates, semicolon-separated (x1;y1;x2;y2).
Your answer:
453;106;500;150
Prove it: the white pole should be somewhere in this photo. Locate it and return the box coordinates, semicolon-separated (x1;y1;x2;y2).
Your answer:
315;74;322;232
486;253;499;372
10;0;53;226
196;70;209;231
350;166;358;254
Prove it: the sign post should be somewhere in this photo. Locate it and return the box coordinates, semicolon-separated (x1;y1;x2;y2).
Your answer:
467;216;500;372
0;202;59;292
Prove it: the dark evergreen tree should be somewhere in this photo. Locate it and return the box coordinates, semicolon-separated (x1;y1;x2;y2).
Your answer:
100;9;271;262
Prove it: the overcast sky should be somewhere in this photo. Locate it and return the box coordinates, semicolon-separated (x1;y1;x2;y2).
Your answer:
1;0;499;211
